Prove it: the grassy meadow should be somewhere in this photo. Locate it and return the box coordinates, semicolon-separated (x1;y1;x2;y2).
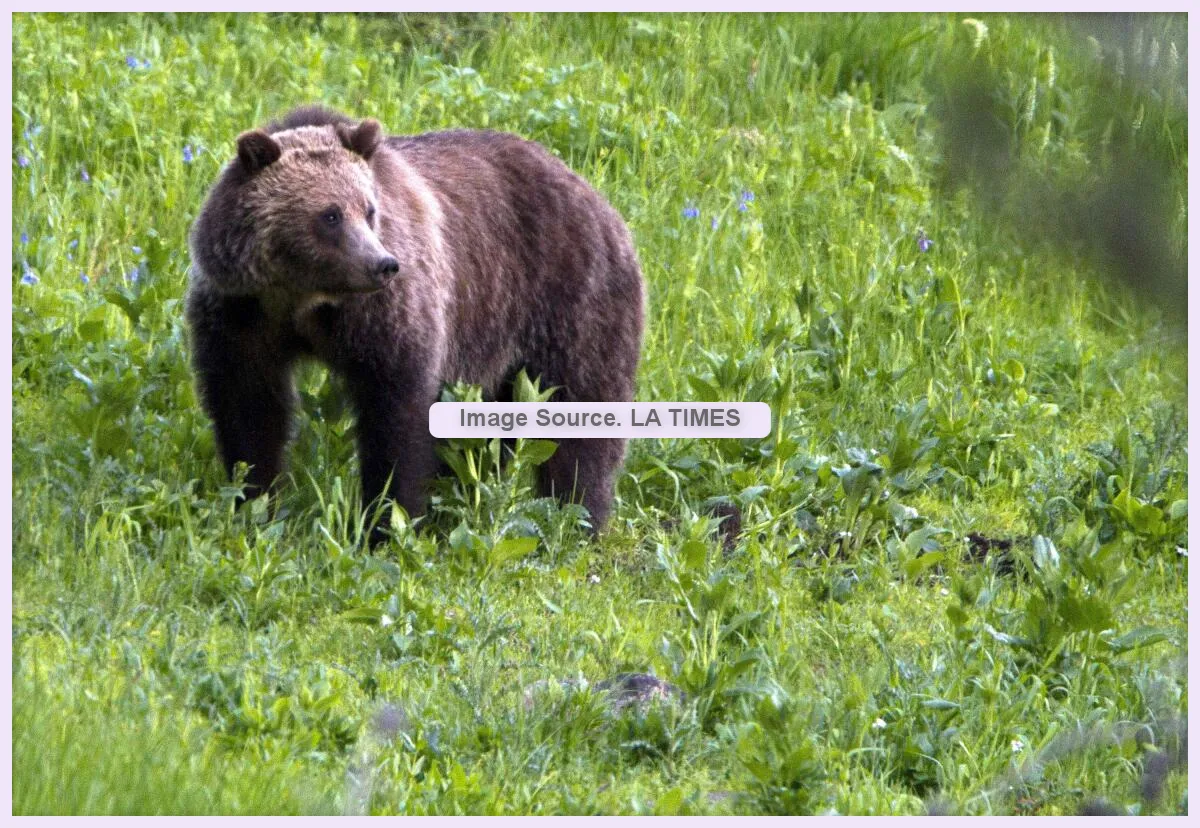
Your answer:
10;12;1188;815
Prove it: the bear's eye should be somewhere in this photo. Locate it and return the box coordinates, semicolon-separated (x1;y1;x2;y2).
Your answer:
365;205;377;224
321;207;342;227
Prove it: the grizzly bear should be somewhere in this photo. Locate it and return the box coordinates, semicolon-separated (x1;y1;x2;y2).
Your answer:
187;106;645;542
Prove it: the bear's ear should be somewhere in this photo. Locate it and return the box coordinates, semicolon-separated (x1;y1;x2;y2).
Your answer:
336;118;383;161
236;130;282;174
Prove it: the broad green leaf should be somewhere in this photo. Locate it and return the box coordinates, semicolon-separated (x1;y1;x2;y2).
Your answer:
903;550;944;579
518;439;558;466
490;536;538;567
1106;626;1171;654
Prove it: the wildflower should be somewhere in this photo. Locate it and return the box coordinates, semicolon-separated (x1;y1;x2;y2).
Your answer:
737;201;748;212
682;205;700;219
69;239;78;249
132;245;143;255
80;167;90;183
182;145;194;163
18;155;29;168
741;190;755;203
23;124;42;142
127;265;141;283
20;264;38;286
20;233;28;245
141;59;151;69
917;229;933;253
710;217;718;230
872;718;887;731
371;704;407;740
126;55;138;68
1011;738;1025;753
80;273;90;285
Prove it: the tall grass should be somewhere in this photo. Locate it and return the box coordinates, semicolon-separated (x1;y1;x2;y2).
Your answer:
11;12;1187;815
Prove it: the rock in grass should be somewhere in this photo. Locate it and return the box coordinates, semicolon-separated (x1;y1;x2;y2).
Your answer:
522;672;683;713
595;672;685;712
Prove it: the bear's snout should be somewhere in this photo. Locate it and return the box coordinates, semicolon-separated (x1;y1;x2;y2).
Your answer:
374;256;400;278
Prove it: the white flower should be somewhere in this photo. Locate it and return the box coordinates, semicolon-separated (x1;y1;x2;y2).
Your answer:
1011;738;1025;753
872;718;887;730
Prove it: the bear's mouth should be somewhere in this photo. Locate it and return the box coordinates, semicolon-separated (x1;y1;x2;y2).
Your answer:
325;267;401;295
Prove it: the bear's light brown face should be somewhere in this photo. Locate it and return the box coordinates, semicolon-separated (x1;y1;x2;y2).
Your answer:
237;122;400;296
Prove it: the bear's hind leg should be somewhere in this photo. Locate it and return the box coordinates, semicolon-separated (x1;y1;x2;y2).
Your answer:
539;436;626;530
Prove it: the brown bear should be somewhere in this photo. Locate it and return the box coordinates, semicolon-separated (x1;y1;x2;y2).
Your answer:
187;106;645;542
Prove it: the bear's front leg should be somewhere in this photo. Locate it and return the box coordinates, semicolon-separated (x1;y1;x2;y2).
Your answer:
188;294;298;502
347;375;440;546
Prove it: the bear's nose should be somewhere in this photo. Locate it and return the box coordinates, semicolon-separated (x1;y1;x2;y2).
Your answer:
375;256;400;277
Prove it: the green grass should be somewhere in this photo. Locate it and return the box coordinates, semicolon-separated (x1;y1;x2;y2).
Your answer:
11;12;1187;815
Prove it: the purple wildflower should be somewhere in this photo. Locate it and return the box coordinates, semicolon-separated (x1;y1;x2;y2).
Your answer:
80;273;90;285
127;265;141;283
126;55;138;68
80;167;90;183
741;190;755;203
183;145;194;163
20;233;28;245
737;201;748;212
682;205;700;219
69;239;78;249
711;217;719;230
917;230;933;253
132;245;143;255
20;264;38;286
18;155;30;168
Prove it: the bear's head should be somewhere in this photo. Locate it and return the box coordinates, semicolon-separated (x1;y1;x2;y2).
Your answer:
222;118;401;296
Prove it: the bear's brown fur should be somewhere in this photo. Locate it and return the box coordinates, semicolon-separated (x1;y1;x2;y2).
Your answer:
187;107;645;541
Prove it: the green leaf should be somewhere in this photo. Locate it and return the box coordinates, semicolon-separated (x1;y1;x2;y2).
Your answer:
984;624;1035;649
1105;626;1171;654
103;288;142;326
1060;592;1114;634
339;606;385;625
687;374;722;402
903;550;944;580
903;525;944;557
738;485;770;502
1031;534;1060;571
1002;358;1026;383
653;787;685;815
1130;502;1165;537
838;463;882;501
921;698;960;711
534;590;562;615
517;439;558;466
436;445;477;485
719;611;764;642
680;540;707;571
77;306;108;343
490;536;538;567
